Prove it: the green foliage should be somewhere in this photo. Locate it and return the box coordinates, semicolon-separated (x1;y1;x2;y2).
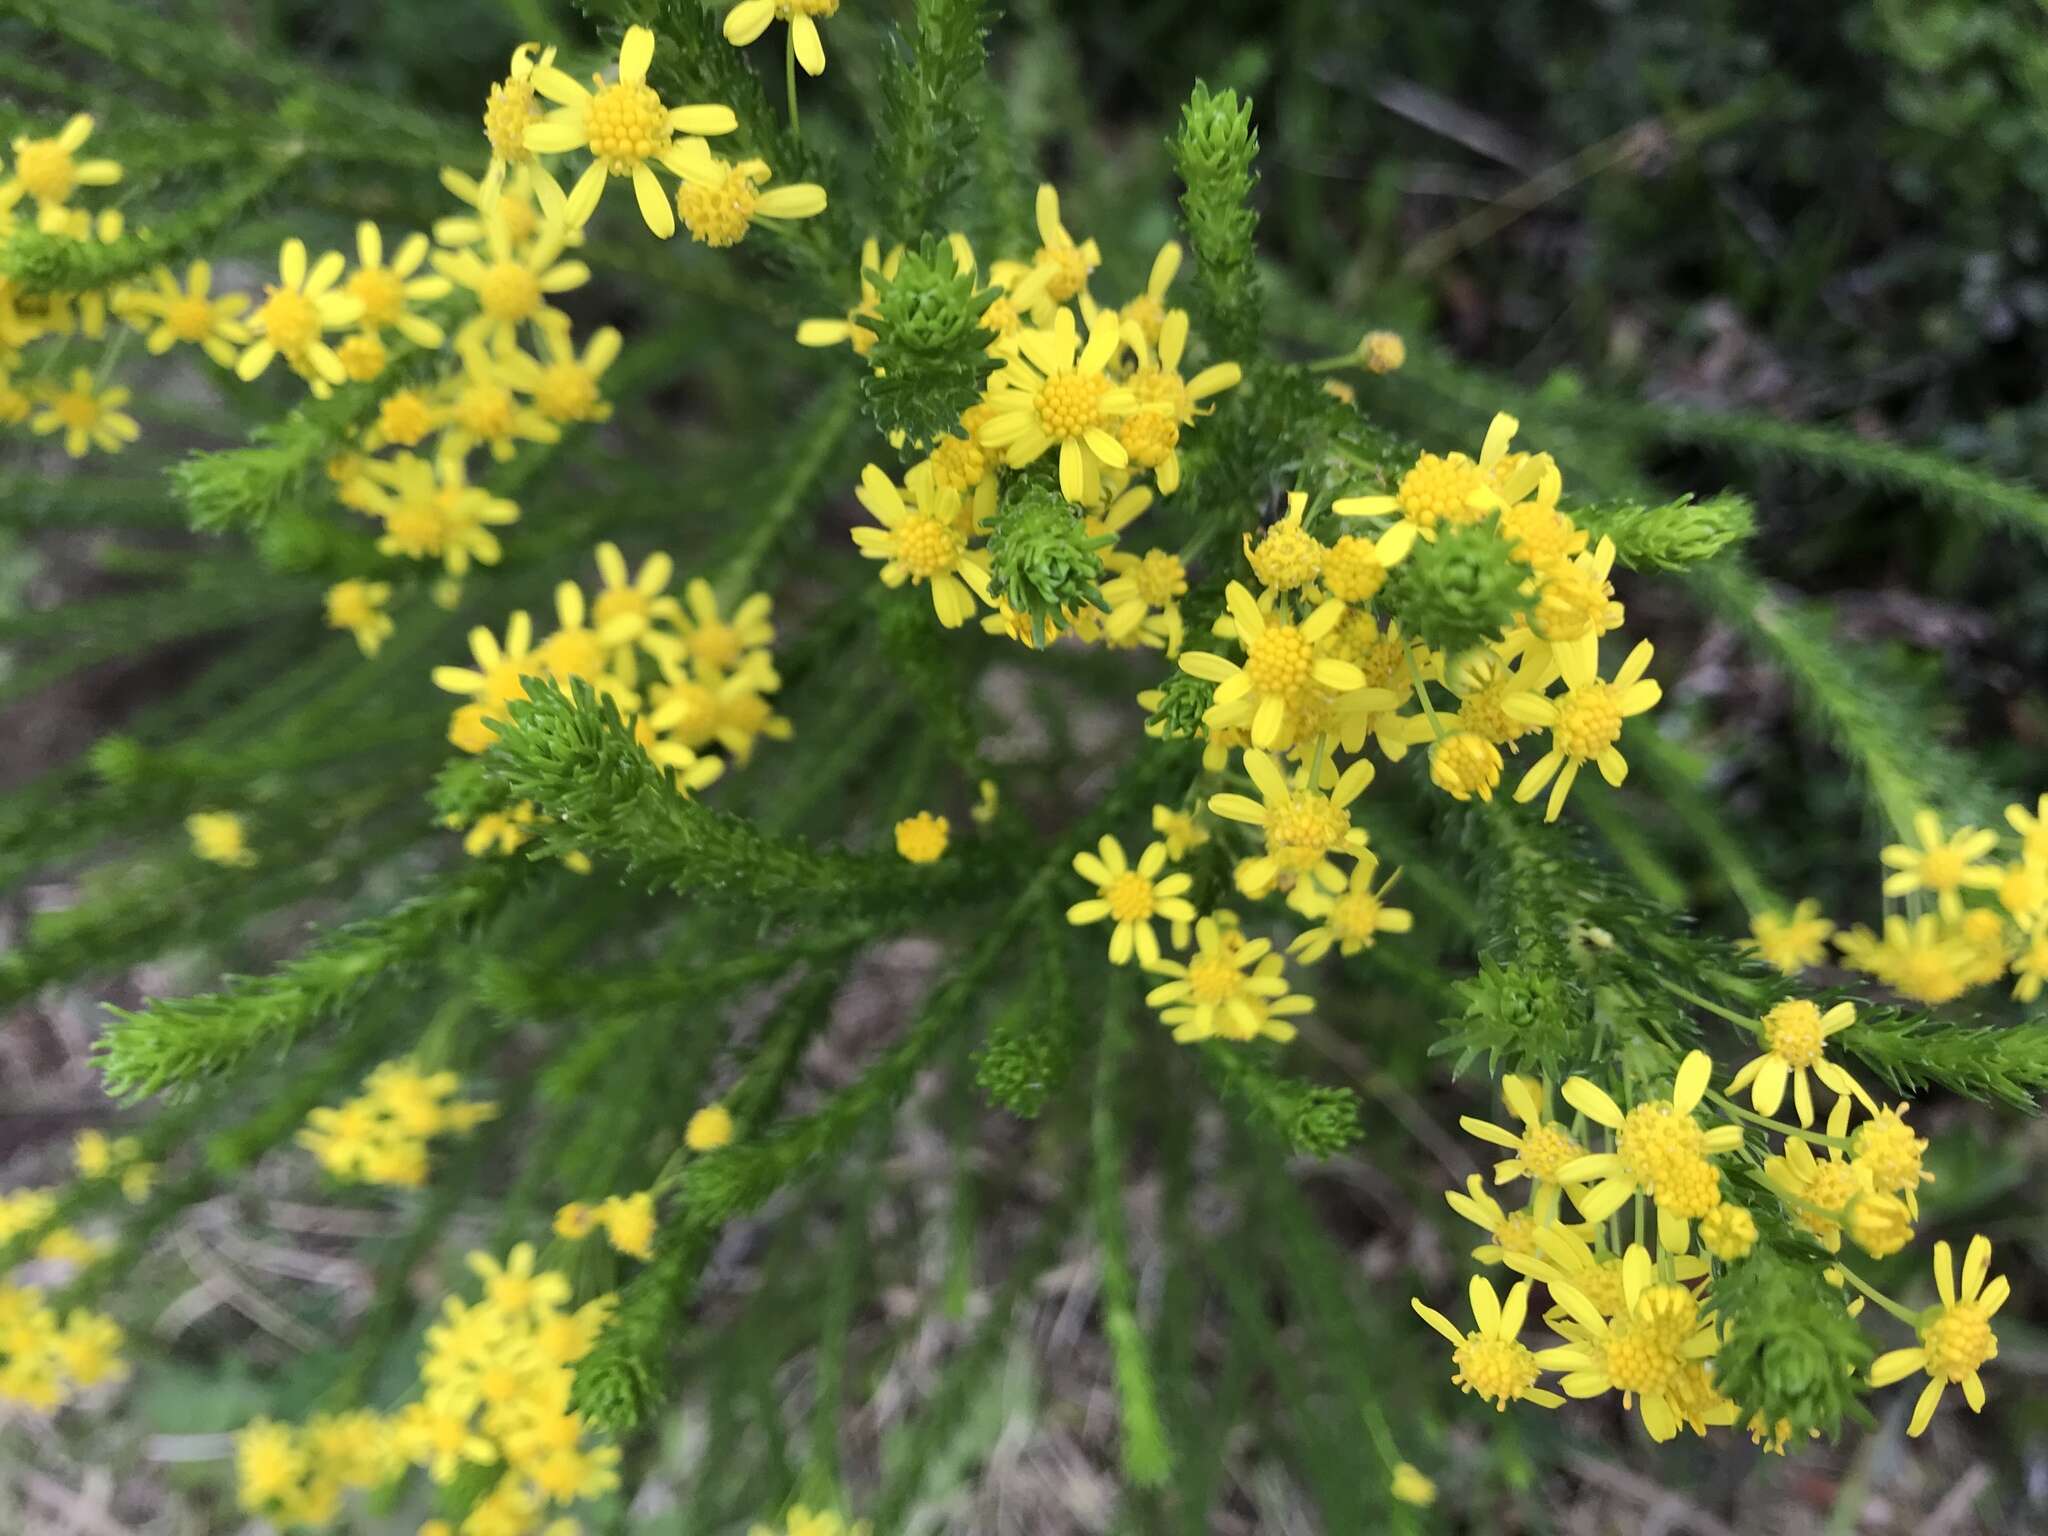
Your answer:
1573;492;1756;572
869;0;991;234
974;908;1084;1117
1379;512;1528;655
0;165;281;293
1169;81;1262;356
1839;1010;2048;1111
858;234;1000;445
1711;1211;1875;1440
984;478;1111;644
1194;1043;1362;1158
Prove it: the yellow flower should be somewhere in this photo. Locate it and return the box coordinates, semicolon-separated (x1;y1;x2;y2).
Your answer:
1119;239;1182;347
1315;522;1417;605
1358;329;1406;374
894;811;950;863
685;1104;736;1151
1457;1075;1583;1193
3;114;121;216
1207;746;1374;900
1178;582;1376;751
1013;183;1101;311
187;810;256;868
1067;835;1196;967
1117;309;1242;494
668;141;828;248
438;342;563;462
1149;802;1208;860
597;1191;657;1260
1698;1201;1758;1261
554;1201;598;1239
724;0;841;76
1880;809;2002;922
1835;912;1973;1004
1244;492;1322;594
979;307;1137;504
1428;732;1504;803
2006;793;2048;864
433;610;537;751
1870;1235;2006;1436
523;26;738;236
1411;1276;1563;1412
1747;899;1836;974
1504;638;1661;823
1556;1051;1742;1251
345;219;452;350
1335;412;1526;535
133;260;249;366
361;452;521;574
480;43;557;198
1726;999;1870;1127
1388;1461;1433;1506
2013;916;2048;1003
798;238;899;354
850;462;994;628
1288;862;1412;962
325;579;395;657
236;237;364;391
589;541;685;654
29;368;138;457
675;578;776;675
498;323;622;425
1143;914;1312;1043
1535;1245;1729;1443
434;207;589;357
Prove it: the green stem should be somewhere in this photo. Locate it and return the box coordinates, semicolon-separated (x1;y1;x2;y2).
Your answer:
786;30;800;143
1403;649;1447;742
1834;1262;1923;1329
1707;1088;1851;1151
1647;972;1757;1032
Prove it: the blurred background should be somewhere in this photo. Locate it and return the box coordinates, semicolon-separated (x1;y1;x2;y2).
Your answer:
5;0;2047;1531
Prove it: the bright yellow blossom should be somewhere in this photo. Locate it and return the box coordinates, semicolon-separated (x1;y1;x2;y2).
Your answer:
29;368;138;457
1067;835;1196;967
724;0;841;76
1880;810;2002;921
1870;1235;2006;1436
894;811;950;863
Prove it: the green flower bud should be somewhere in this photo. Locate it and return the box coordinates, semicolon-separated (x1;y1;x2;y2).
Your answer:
1379;514;1529;655
985;479;1111;647
860;234;1000;445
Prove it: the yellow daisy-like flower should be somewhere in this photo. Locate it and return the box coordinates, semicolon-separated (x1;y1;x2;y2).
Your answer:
1334;411;1525;535
1556;1051;1743;1251
850;462;994;629
1458;1075;1583;1193
894;811;950;863
1118;309;1243;494
724;0;841;76
1726;999;1872;1127
1411;1277;1563;1413
1747;898;1836;974
1208;747;1375;900
1358;329;1406;374
1870;1235;2006;1437
187;810;256;868
29;368;138;458
1504;638;1661;823
2005;793;2048;865
1013;183;1101;311
1534;1246;1728;1444
979;307;1136;504
480;43;556;199
675;578;776;675
1142;913;1313;1044
433;610;537;752
1178;582;1375;751
438;342;563;463
236;237;364;391
433;208;587;357
1515;535;1625;688
1066;835;1196;967
3;114;121;216
588;541;684;654
1879;809;2002;922
1244;492;1323;594
1119;239;1182;347
133;260;250;367
325;579;394;658
497;323;622;425
360;453;521;575
668;141;828;248
523;26;739;237
2013;917;2048;1003
1149;802;1208;860
1444;1175;1569;1267
1288;862;1412;962
1315;522;1418;605
345;220;452;350
685;1103;736;1151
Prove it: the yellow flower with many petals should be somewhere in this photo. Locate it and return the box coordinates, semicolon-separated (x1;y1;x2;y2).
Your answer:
1411;1277;1563;1413
237;237;364;391
1870;1235;2006;1437
1726;999;1871;1127
1556;1051;1742;1251
851;462;994;629
668;142;828;248
1179;582;1378;751
1208;747;1375;900
29;368;138;457
978;307;1137;504
724;0;841;76
1879;809;2002;922
1504;638;1661;823
1747;898;1836;974
1067;835;1196;967
1143;914;1312;1043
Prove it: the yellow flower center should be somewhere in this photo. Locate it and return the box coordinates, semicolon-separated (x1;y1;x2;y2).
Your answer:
981;295;1020;339
929;434;987;490
347;266;406;326
1851;1110;1926;1195
498;194;540;246
478;261;542;323
383;498;449;555
1104;871;1157;923
1553;682;1624;761
52;387;100;430
676;166;761;247
1452;1335;1540;1409
337;332;387;381
1034;370;1111;441
535;362;600;421
1455;673;1535;745
1430;732;1503;801
1248;522;1322;591
1600;1319;1686;1396
328;585;377;626
1130;550;1186;608
1131;367;1189;420
586;79;670;171
483;76;538;162
1396;454;1483;529
1617;1103;1709;1200
689;621;743;671
1319;535;1387;602
1499;501;1580;572
1921;1304;1997;1382
1535;565;1612;641
1915;845;1967;892
378;390;435;446
1035;242;1091;302
545;628;605;680
455;383;516;440
1122;293;1166;346
1516;1122;1580;1180
595;587;649;634
254;286;319;353
895;512;960;581
1242;623;1315;700
1118;407;1178;467
1265;791;1351;870
1185;952;1243;1005
165;294;217;342
1761;1000;1825;1070
1329;891;1385;944
13;138;74;202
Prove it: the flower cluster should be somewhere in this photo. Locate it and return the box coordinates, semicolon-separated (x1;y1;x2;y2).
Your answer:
0;1185;128;1411
1425;1033;1995;1445
1750;796;2048;1004
554;1188;659;1261
237;1244;620;1534
296;1059;499;1188
841;187;1239;640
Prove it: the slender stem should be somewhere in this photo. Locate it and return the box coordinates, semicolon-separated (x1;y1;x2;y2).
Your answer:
785;30;800;143
1646;971;1756;1032
1706;1087;1852;1151
1404;649;1447;742
1834;1261;1923;1329
1305;350;1357;373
